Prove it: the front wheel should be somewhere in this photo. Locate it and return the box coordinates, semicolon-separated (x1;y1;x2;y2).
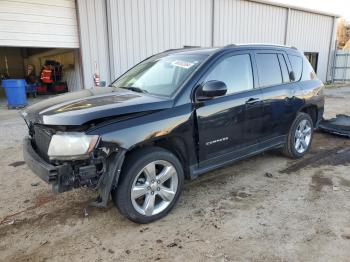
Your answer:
112;147;184;223
283;112;314;158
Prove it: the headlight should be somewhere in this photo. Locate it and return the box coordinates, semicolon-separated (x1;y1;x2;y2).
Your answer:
48;132;99;160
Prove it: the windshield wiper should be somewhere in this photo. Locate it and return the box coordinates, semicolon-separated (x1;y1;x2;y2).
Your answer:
119;86;149;94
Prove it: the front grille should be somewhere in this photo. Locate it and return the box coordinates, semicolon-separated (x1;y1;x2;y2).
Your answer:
33;125;52;161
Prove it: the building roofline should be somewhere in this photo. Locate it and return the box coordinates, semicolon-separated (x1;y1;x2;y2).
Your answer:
247;0;341;18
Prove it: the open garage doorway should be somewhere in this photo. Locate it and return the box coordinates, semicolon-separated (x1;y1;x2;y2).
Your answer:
0;47;82;101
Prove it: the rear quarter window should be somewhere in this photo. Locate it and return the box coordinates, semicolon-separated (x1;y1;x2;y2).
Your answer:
288;55;303;81
302;56;317;80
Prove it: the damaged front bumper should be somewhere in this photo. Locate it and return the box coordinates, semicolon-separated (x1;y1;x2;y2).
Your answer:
23;136;126;207
23;136;73;192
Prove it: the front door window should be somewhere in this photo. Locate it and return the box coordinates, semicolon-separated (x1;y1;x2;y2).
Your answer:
203;54;254;94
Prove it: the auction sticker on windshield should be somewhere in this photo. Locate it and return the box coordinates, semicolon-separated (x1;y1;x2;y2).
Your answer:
172;60;195;69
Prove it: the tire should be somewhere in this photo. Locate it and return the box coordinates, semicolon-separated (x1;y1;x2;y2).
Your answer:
283;112;314;159
112;147;184;223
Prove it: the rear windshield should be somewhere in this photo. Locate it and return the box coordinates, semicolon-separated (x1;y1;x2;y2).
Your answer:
112;53;207;96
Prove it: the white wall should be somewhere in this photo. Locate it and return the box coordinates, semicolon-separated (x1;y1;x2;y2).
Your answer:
286;9;335;82
214;0;335;81
0;0;79;48
77;0;337;86
76;0;111;88
107;0;213;78
213;0;287;45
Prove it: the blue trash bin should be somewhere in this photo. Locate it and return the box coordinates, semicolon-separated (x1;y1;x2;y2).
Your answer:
2;79;27;108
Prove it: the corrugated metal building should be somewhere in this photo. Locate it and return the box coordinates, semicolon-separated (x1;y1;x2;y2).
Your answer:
76;0;338;87
0;0;79;48
0;0;339;91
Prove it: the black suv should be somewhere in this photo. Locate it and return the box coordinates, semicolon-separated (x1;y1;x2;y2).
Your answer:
22;44;324;223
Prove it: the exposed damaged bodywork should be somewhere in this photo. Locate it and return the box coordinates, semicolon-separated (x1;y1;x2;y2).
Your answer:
21;86;187;207
23;128;123;207
319;115;350;138
21;87;172;126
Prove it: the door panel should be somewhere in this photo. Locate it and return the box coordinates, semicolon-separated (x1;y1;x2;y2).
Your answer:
196;88;263;163
244;90;265;145
194;51;265;164
254;51;299;141
260;83;298;140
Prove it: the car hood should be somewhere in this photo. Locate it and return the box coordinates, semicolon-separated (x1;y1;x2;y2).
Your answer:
22;87;173;126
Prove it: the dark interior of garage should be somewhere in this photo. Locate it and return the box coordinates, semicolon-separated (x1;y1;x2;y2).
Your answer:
0;47;81;101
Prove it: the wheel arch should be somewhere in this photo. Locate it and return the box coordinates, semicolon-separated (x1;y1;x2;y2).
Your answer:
125;136;191;180
299;104;318;126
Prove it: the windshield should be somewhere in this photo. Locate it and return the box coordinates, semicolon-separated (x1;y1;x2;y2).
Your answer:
111;54;206;96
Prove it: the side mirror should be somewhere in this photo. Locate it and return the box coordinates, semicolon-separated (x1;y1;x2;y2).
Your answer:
289;71;296;82
196;80;227;101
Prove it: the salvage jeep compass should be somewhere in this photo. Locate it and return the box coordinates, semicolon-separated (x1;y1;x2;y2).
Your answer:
22;44;324;223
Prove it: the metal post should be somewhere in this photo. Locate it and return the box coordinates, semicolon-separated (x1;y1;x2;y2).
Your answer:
343;53;349;83
327;16;337;82
331;42;337;83
284;8;290;45
211;0;215;47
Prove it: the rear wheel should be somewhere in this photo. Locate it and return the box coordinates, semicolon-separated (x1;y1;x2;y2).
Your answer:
283;112;313;158
112;147;184;223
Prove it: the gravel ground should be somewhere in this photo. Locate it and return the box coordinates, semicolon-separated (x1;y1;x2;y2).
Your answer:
1;87;350;262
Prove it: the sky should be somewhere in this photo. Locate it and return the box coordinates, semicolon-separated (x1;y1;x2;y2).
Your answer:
268;0;350;20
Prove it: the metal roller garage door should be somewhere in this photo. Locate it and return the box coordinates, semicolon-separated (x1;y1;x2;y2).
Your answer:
0;0;79;48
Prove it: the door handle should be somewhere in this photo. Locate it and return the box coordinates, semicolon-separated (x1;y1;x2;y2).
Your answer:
245;97;260;105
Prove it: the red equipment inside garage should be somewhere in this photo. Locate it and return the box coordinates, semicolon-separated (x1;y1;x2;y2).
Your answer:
0;47;80;100
38;60;68;94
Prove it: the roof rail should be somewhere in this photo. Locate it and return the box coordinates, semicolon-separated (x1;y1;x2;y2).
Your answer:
223;44;237;49
183;45;200;48
224;43;299;51
163;48;180;53
163;46;200;53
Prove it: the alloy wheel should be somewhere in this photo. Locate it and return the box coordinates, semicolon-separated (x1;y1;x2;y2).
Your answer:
131;160;178;216
294;119;312;154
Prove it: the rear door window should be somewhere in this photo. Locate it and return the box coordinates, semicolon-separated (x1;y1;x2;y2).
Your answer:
255;53;283;87
288;55;303;81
